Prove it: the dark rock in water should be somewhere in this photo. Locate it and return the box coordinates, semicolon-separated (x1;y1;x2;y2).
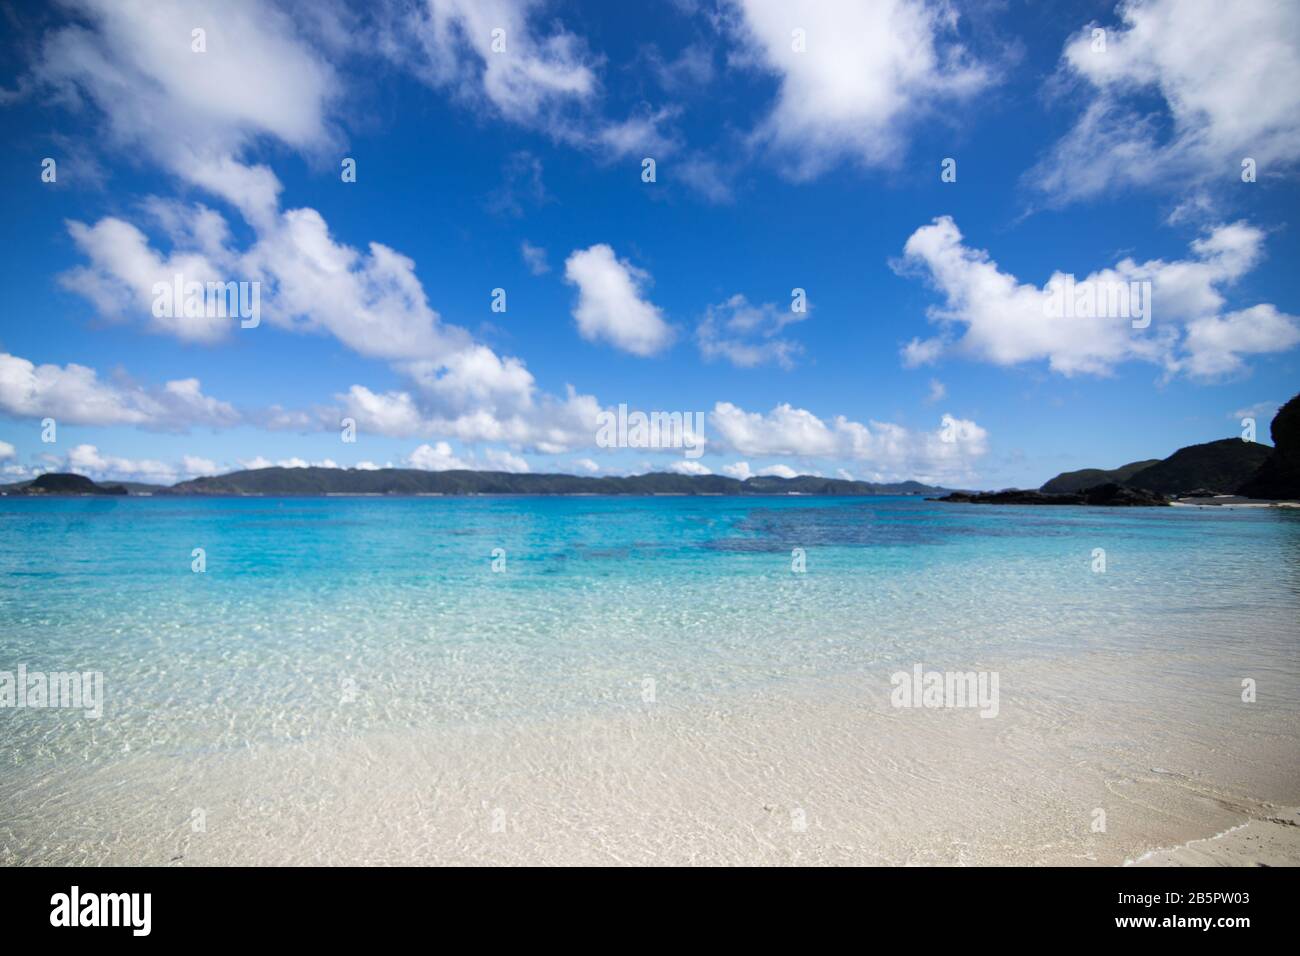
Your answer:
934;483;1167;506
936;489;1080;505
1238;392;1300;500
1180;488;1221;499
24;473;128;495
1078;483;1167;506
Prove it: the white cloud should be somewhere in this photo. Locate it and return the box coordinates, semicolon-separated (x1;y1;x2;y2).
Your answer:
900;336;946;369
669;460;712;476
22;0;657;462
1030;0;1300;203
236;456;344;471
30;0;338;226
564;244;675;356
484;448;530;472
572;458;600;473
400;0;597;123
62;216;236;344
1183;306;1300;379
896;216;1299;379
334;379;602;454
721;461;752;480
756;463;797;478
30;2;472;364
697;294;807;368
0;352;238;430
241;208;471;361
709;401;988;483
393;0;679;160
676;154;736;204
65;444;179;484
925;379;947;404
181;455;219;476
1231;401;1280;423
645;41;715;93
592;106;682;159
406;442;468;471
405;441;531;473
521;240;549;275
726;0;992;179
0;441;14;462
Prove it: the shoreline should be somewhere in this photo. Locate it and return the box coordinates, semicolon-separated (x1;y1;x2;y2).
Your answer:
4;648;1295;866
1128;809;1300;866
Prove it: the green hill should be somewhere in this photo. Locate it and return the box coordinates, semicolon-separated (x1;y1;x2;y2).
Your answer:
1040;459;1160;494
14;473;129;495
1040;438;1275;498
1122;439;1273;496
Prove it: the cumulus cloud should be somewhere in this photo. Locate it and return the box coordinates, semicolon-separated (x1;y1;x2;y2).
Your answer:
27;0;338;226
0;353;239;430
399;0;597;122
65;204;472;362
896;216;1299;379
697;293;807;368
709;401;988;484
404;441;529;472
726;0;992;179
57;444;223;484
391;0;678;160
333;380;603;455
181;455;219;476
406;441;470;471
1029;0;1300;204
20;0;473;368
564;244;675;356
23;1;609;452
668;460;712;476
237;456;342;471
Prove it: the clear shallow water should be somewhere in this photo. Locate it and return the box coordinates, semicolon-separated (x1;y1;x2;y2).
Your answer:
1;495;1298;763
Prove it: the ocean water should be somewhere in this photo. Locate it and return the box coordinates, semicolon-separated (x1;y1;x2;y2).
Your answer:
2;495;1297;763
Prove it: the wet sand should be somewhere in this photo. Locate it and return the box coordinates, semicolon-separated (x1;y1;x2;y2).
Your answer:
4;647;1296;866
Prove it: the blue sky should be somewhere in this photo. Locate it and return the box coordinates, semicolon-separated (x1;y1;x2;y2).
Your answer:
1;0;1297;489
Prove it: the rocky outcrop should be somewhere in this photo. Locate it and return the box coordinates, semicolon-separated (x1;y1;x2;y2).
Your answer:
935;483;1168;506
1238;393;1300;500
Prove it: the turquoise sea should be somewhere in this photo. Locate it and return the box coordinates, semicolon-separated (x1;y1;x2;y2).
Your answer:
2;495;1298;765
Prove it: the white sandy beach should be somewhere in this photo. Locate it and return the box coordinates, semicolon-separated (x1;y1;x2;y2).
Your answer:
4;647;1296;866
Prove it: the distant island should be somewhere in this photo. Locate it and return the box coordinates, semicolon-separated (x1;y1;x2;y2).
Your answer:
6;472;130;496
0;468;953;498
